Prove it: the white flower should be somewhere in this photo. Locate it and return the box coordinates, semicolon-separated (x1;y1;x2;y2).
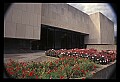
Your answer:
92;57;94;58
100;61;102;62
97;59;99;60
102;56;104;57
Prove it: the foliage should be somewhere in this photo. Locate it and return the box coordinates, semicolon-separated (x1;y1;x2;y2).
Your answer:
5;56;98;79
45;48;116;65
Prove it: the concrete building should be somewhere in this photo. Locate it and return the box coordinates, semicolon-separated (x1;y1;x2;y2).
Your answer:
4;3;115;52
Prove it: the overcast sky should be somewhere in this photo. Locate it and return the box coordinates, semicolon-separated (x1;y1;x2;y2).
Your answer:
67;3;117;37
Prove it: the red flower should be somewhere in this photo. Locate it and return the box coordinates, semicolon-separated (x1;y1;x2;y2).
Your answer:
7;63;12;66
50;76;52;79
16;66;20;71
29;71;34;76
81;70;84;73
81;70;86;75
22;69;25;73
55;60;58;64
82;77;85;80
60;76;64;79
22;73;26;78
86;70;89;72
23;63;27;67
47;70;52;74
94;65;96;69
92;72;95;75
50;62;52;66
72;67;75;70
77;67;80;70
54;67;58;71
9;71;14;75
36;76;38;79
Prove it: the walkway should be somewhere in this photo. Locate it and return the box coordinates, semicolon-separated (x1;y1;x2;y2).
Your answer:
4;51;58;64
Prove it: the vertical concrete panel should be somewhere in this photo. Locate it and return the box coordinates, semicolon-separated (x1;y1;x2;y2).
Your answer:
34;4;41;14
99;13;114;44
25;25;34;39
13;3;22;10
29;13;34;26
33;14;38;26
88;12;101;44
22;12;28;24
12;9;22;24
37;14;41;27
21;4;27;11
16;23;26;38
21;11;29;25
4;22;16;37
26;4;34;13
33;27;40;39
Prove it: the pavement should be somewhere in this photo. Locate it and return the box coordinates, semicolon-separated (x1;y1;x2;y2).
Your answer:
4;51;58;64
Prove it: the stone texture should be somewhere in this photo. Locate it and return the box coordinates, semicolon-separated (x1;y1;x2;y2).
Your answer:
92;61;116;79
12;9;22;24
33;26;40;39
41;3;90;34
87;45;116;51
25;25;34;39
16;23;26;38
100;13;115;44
4;22;16;38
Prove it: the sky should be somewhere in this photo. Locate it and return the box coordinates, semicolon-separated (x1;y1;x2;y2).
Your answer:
67;3;117;37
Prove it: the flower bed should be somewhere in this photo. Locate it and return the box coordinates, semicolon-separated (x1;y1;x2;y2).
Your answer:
5;57;99;79
45;48;116;65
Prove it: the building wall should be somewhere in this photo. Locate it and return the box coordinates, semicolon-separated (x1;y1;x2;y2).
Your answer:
41;3;90;34
4;3;115;45
99;12;114;44
85;12;101;44
85;12;115;44
4;3;42;40
87;45;116;51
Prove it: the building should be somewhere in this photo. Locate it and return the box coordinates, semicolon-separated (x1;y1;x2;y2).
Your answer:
4;3;115;52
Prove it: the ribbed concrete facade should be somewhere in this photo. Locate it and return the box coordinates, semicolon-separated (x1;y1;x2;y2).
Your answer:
41;3;90;34
4;3;115;50
4;3;42;40
99;13;114;44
